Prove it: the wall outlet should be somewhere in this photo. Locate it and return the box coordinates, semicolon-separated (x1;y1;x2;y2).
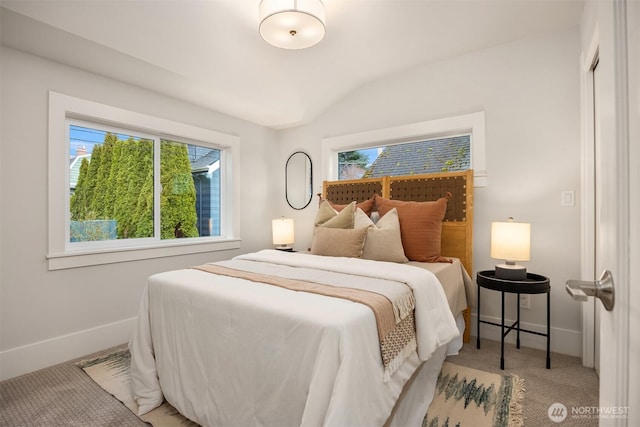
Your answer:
519;294;531;309
561;190;575;207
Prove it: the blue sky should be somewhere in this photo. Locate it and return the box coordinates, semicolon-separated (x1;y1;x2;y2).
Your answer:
69;125;105;156
353;147;380;167
69;125;146;156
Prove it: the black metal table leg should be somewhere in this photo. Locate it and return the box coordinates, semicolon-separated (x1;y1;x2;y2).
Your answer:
500;291;505;370
547;290;551;369
516;293;521;349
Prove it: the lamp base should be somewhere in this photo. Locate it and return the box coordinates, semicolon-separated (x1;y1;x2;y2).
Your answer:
495;263;527;280
275;246;294;252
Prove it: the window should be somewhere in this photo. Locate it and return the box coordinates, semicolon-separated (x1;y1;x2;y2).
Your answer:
338;135;471;180
49;92;240;269
68;122;222;243
321;112;487;186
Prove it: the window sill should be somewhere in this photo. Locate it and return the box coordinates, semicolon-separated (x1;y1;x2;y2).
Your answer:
47;238;242;270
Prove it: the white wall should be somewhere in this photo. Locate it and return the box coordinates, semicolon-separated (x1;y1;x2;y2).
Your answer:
0;47;279;380
0;25;585;380
277;28;584;357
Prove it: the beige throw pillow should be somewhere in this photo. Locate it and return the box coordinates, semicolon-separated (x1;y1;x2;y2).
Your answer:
310;227;368;258
354;208;408;263
315;200;356;229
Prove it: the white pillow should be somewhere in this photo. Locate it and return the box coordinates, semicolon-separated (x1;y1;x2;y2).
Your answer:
354;208;408;263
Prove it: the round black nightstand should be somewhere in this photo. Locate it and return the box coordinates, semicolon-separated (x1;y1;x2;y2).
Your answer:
476;270;551;369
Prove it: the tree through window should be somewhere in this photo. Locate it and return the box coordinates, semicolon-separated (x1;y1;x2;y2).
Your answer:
69;123;221;243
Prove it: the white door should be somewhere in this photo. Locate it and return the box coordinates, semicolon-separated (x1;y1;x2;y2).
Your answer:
577;0;638;425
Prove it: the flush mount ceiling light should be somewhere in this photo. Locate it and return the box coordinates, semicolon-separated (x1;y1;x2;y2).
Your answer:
259;0;326;49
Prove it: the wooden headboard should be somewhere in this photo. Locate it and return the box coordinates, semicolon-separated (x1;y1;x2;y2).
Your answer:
322;170;473;276
323;170;473;343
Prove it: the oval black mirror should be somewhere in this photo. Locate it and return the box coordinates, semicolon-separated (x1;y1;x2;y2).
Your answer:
285;151;312;210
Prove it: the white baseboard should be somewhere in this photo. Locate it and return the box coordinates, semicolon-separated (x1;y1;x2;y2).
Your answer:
469;312;582;358
0;317;136;381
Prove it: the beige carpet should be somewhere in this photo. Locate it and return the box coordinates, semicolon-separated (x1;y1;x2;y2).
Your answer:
448;339;599;426
1;340;594;426
76;347;197;426
78;347;523;427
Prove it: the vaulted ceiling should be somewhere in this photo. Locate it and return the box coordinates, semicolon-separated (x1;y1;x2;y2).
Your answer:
0;1;584;129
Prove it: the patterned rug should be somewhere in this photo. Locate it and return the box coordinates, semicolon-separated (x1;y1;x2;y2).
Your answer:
78;349;524;427
424;362;525;427
77;347;197;426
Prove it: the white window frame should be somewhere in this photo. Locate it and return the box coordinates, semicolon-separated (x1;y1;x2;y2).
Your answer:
48;92;240;270
321;112;487;187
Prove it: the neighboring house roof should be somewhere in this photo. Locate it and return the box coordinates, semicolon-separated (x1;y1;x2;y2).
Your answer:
365;135;471;177
189;148;221;173
69;154;91;189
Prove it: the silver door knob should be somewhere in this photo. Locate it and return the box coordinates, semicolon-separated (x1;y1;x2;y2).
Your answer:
565;270;615;311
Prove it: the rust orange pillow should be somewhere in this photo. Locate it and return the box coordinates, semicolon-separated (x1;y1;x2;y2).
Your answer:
374;194;452;263
328;196;376;217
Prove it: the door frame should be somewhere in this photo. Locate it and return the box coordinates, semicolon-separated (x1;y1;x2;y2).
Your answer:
627;0;639;418
580;0;634;422
601;0;631;418
579;25;598;369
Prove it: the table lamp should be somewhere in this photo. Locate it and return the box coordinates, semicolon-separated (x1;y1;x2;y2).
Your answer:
272;218;294;251
491;217;531;280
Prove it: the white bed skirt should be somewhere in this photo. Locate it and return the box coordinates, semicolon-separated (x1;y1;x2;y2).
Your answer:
386;344;448;426
388;311;463;426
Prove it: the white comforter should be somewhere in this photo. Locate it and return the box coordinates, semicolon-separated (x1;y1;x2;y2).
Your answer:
129;250;458;427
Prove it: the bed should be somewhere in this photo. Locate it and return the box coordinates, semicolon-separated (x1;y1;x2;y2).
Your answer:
129;170;474;427
322;170;474;343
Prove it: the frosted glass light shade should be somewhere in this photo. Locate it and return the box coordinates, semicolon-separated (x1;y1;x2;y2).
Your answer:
491;219;530;280
272;218;295;247
490;220;531;262
259;0;326;49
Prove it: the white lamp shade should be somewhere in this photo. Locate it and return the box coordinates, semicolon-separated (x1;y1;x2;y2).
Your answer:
490;220;531;262
272;218;295;246
259;0;326;49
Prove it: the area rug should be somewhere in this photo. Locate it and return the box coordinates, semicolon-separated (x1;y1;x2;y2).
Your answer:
76;347;197;426
424;362;525;427
78;348;523;427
